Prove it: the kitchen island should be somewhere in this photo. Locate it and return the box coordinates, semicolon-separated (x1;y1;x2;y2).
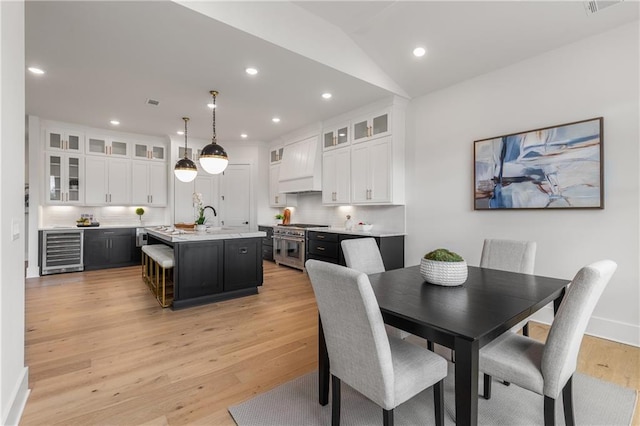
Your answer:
145;227;266;309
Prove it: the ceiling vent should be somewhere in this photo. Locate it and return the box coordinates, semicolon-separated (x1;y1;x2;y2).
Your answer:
145;98;160;106
584;0;624;15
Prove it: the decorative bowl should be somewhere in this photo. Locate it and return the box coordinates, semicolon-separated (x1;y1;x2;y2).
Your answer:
355;224;373;231
420;258;468;286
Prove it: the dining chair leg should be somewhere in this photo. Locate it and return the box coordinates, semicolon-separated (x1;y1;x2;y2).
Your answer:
523;322;530;337
483;374;492;399
331;375;341;426
383;408;394;426
562;376;575;426
544;396;556;426
433;379;444;426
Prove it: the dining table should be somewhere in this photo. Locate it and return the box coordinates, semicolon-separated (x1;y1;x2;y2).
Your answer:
317;265;570;425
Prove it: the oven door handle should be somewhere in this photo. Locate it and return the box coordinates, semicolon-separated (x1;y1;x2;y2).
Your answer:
274;236;305;243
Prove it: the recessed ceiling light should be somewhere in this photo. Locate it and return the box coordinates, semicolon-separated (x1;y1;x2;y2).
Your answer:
240;133;248;138
245;67;258;75
272;117;281;123
110;120;120;125
177;131;184;135
413;47;426;57
322;92;332;99
28;67;45;75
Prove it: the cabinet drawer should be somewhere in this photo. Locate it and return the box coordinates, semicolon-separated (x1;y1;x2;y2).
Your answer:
262;246;274;261
308;239;339;259
307;231;338;243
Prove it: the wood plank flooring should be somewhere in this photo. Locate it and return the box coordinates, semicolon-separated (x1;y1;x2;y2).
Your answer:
22;262;639;425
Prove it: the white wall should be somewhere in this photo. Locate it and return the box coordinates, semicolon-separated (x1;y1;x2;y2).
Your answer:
0;2;30;424
405;22;639;346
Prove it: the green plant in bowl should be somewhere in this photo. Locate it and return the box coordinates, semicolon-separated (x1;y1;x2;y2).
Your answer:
424;248;464;262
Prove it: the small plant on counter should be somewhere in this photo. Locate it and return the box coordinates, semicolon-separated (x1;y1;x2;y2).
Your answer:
193;193;206;225
274;214;284;220
423;248;464;262
135;207;145;222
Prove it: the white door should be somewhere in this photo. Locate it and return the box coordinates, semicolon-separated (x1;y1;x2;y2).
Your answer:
107;159;130;204
148;163;167;206
220;164;251;229
351;143;369;203
174;178;195;224
369;137;391;203
85;156;108;205
131;161;150;205
195;175;220;226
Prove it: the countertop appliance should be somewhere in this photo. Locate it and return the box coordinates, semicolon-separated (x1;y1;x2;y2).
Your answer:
40;229;84;275
273;223;328;271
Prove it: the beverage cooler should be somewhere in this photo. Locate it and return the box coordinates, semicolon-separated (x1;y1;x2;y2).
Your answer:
40;229;84;275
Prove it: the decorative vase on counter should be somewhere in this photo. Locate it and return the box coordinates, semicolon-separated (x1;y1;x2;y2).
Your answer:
195;224;206;232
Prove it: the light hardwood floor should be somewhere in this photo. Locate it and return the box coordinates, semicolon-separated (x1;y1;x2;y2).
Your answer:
22;262;639;425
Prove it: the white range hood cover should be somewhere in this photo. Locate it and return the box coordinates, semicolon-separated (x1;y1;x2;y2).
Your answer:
278;135;322;193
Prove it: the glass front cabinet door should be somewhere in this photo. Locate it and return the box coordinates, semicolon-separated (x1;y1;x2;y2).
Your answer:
45;128;84;153
323;123;350;150
352;109;390;143
134;142;166;161
45;153;84;204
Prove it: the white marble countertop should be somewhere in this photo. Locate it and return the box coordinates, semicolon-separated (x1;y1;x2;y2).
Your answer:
306;227;406;238
146;226;266;242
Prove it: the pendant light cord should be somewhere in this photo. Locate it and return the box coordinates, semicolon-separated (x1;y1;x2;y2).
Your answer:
183;117;189;158
211;90;218;143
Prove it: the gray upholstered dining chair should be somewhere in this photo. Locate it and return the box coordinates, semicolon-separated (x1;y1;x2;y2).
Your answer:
341;238;409;340
306;259;448;426
481;238;537;336
480;260;617;426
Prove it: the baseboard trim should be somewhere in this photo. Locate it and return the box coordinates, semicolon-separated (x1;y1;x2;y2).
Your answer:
26;265;39;278
2;366;30;426
530;307;640;347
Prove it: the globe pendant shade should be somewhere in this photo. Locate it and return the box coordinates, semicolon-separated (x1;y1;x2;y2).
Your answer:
199;142;228;174
174;157;198;182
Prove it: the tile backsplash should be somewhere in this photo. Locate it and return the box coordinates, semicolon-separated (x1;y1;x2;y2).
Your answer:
40;205;167;228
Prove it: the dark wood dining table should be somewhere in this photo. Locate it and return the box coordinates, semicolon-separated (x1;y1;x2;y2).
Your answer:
317;265;570;425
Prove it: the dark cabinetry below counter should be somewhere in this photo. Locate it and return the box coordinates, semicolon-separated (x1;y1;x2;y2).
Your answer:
258;225;274;261
84;228;139;270
307;231;404;271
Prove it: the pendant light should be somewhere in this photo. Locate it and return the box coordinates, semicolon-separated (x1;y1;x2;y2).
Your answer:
199;90;228;174
174;117;198;182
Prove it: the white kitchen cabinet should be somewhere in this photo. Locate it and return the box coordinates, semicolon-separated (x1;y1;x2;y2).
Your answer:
44;153;84;204
85;135;130;157
322;123;350;151
45;128;84;153
351;136;391;204
269;146;284;164
220;165;252;229
131;161;167;206
352;108;391;143
178;147;201;163
322;147;350;205
133;142;166;161
269;165;297;207
85;157;131;205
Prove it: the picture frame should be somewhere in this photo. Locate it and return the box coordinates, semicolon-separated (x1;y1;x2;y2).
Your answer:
474;117;604;210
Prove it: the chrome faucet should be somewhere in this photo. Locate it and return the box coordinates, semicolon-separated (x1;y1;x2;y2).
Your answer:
203;205;217;217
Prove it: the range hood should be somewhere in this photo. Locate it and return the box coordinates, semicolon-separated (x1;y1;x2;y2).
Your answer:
278;135;322;193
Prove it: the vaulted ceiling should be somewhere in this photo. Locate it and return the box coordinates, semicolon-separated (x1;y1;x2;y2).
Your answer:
25;1;639;142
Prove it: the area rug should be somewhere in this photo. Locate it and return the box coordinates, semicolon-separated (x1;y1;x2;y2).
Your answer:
229;365;637;425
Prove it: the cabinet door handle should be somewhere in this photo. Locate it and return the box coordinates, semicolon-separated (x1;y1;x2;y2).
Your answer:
239;248;248;254
317;235;325;239
105;194;108;203
109;194;112;202
275;195;279;204
317;246;325;251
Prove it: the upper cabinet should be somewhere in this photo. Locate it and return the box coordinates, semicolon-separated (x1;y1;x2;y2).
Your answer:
269;164;297;207
133;142;166;161
319;99;405;206
45;128;84;153
84;157;131;205
352;108;391;143
44;153;84;205
85;135;130;157
131;161;167;206
322;123;350;151
269;146;284;164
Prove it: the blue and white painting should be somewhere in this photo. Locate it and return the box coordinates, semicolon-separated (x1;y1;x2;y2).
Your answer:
474;118;603;209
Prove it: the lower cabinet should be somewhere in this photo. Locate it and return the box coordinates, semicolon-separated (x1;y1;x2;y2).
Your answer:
174;240;224;300
84;228;138;270
258;225;274;261
307;231;404;271
224;238;263;290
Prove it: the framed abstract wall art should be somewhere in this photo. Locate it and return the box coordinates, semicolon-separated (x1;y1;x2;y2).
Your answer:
474;117;604;210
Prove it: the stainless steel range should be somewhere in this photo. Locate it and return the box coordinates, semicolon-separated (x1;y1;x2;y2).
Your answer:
273;224;327;271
